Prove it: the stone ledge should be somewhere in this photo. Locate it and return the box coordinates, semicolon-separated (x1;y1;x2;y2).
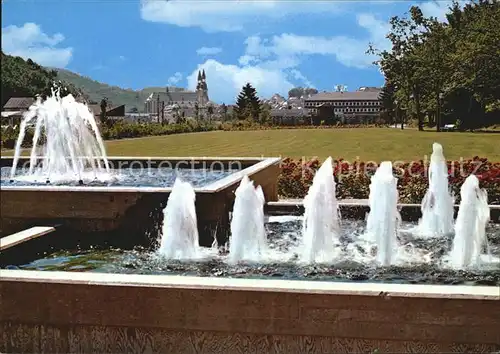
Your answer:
1;270;499;352
2;270;498;299
266;199;500;223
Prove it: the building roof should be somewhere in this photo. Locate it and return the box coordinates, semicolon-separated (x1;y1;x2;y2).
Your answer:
3;97;35;110
306;90;381;101
88;104;124;116
148;91;198;103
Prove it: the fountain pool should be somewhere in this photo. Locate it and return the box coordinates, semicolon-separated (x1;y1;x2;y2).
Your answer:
6;216;500;286
1;165;237;188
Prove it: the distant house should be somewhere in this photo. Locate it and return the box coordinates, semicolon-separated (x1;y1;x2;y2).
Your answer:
88;104;126;122
1;97;35;126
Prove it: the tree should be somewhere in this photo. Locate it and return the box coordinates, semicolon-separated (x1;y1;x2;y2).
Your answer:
304;88;319;97
172;105;181;123
259;103;271;124
194;102;200;121
379;82;397;124
100;97;109;126
235;83;261;121
128;107;139;113
220;103;229;121
368;6;433;131
288;87;318;98
369;1;500;131
207;105;214;122
1;52;82;106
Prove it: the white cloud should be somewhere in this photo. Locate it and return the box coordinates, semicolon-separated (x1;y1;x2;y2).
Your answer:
140;0;347;32
184;12;391;103
1;22;73;68
420;1;453;22
238;14;390;70
172;1;453;103
289;69;315;89
186;59;294;104
167;72;183;85
196;46;222;56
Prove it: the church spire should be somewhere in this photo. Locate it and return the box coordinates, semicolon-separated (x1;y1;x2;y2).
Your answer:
197;70;202;81
202;69;206;80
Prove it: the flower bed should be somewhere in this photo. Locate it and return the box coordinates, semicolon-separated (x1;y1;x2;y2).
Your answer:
278;157;500;204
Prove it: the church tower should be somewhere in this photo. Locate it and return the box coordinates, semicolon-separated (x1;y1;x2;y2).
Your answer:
196;69;209;106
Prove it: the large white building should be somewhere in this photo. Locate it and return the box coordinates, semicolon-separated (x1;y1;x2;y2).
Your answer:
304;89;382;123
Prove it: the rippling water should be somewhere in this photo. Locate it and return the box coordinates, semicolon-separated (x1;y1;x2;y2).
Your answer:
13;217;500;286
1;166;237;188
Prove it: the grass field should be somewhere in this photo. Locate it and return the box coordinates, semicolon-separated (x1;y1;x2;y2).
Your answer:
6;128;500;161
102;128;500;162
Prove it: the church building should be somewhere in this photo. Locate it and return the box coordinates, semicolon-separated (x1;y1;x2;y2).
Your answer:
144;70;210;119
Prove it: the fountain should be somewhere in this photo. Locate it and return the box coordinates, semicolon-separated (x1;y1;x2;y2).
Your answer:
9;90;110;184
158;178;200;260
449;175;491;268
228;175;267;264
417;143;455;237
365;161;400;266
1;129;499;353
1;90;281;244
301;156;341;263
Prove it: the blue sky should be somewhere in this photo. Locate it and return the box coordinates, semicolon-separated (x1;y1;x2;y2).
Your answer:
2;0;454;103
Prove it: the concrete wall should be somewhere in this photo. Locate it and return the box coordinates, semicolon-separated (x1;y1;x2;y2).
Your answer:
266;200;500;223
0;157;282;246
1;271;499;353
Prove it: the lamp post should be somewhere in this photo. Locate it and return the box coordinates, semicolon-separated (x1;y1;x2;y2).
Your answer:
437;92;443;132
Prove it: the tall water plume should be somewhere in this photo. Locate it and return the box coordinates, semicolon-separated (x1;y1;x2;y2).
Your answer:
417;143;455;237
301;157;341;263
159;179;200;260
365;161;400;266
449;175;490;268
10;90;109;182
228;175;267;264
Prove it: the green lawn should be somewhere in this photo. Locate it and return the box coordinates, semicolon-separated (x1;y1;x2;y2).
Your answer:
101;128;499;162
5;128;499;161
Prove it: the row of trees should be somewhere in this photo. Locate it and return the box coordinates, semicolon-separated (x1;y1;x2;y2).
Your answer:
370;0;500;131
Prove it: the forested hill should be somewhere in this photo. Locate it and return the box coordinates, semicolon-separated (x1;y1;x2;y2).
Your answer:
54;68;184;112
0;52;183;112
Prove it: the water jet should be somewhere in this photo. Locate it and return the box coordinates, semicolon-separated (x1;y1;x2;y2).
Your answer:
417;142;455;237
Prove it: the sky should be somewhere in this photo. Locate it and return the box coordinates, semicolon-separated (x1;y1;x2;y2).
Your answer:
2;0;456;104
